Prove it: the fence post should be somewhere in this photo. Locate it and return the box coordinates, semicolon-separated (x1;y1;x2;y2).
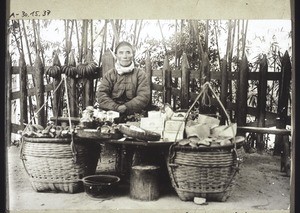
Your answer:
220;57;228;124
145;51;153;108
163;55;171;105
181;53;190;110
101;49;115;77
274;51;291;155
256;55;268;153
52;53;62;118
19;54;28;130
236;56;249;126
200;52;210;85
68;52;78;117
34;54;45;126
199;52;212;114
6;52;12;145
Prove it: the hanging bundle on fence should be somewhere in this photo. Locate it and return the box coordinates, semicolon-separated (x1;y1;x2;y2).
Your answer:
77;50;98;78
167;81;244;202
61;51;78;78
45;53;62;78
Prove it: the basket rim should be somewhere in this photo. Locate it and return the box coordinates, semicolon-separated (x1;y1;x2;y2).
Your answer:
174;136;244;151
22;136;71;143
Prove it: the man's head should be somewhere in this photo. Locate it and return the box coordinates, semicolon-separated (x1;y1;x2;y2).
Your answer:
115;41;134;67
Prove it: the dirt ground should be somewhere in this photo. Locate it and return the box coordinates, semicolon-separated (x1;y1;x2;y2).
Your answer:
6;145;290;213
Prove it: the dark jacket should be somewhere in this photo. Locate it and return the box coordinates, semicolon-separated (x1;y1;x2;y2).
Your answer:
97;68;150;114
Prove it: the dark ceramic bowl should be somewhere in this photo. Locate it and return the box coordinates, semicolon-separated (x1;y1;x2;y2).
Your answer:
82;175;120;198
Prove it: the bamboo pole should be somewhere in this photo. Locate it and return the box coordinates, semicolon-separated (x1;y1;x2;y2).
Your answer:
181;53;190;110
157;20;168;54
68;51;77;116
84;50;94;107
236;56;249;126
205;20;209;53
145;51;153;108
33;54;45;126
274;51;291;155
133;20;138;45
163;55;171;104
220;57;228;125
241;20;248;59
75;20;82;63
20;20;36;123
135;20;143;47
90;20;93;54
256;55;268;153
173;20;178;110
6;52;12;145
214;20;221;69
19;54;28;129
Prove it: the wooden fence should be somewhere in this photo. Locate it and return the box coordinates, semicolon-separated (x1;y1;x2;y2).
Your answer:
6;50;291;154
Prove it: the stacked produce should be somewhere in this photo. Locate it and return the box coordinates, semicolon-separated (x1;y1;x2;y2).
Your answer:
180;114;237;147
77;106;120;136
22;123;72;138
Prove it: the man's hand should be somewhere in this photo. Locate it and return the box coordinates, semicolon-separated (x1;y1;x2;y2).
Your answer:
117;105;127;113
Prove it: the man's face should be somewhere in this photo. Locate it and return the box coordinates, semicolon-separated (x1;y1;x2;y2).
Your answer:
116;45;133;67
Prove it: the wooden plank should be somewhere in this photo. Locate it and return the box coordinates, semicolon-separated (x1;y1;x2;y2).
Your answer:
12;65;283;81
237;126;290;135
11;84;54;100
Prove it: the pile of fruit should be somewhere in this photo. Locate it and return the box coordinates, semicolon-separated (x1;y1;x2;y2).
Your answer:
22;123;72;138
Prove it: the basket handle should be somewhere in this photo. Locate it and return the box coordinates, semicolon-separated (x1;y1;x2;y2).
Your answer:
70;133;78;163
167;142;180;188
184;82;237;152
19;137;32;176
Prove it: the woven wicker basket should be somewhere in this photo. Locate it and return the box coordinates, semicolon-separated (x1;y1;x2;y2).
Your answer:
167;140;244;201
167;82;244;202
20;136;100;193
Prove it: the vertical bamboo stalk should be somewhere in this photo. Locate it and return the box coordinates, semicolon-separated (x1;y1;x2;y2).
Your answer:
19;54;28;129
236;56;249;126
163;55;171;105
145;51;153;108
181;53;189;110
220;57;228;124
256;55;268;153
173;20;178;109
21;20;35;123
6;52;12;145
33;54;45;126
90;20;93;54
274;51;291;155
